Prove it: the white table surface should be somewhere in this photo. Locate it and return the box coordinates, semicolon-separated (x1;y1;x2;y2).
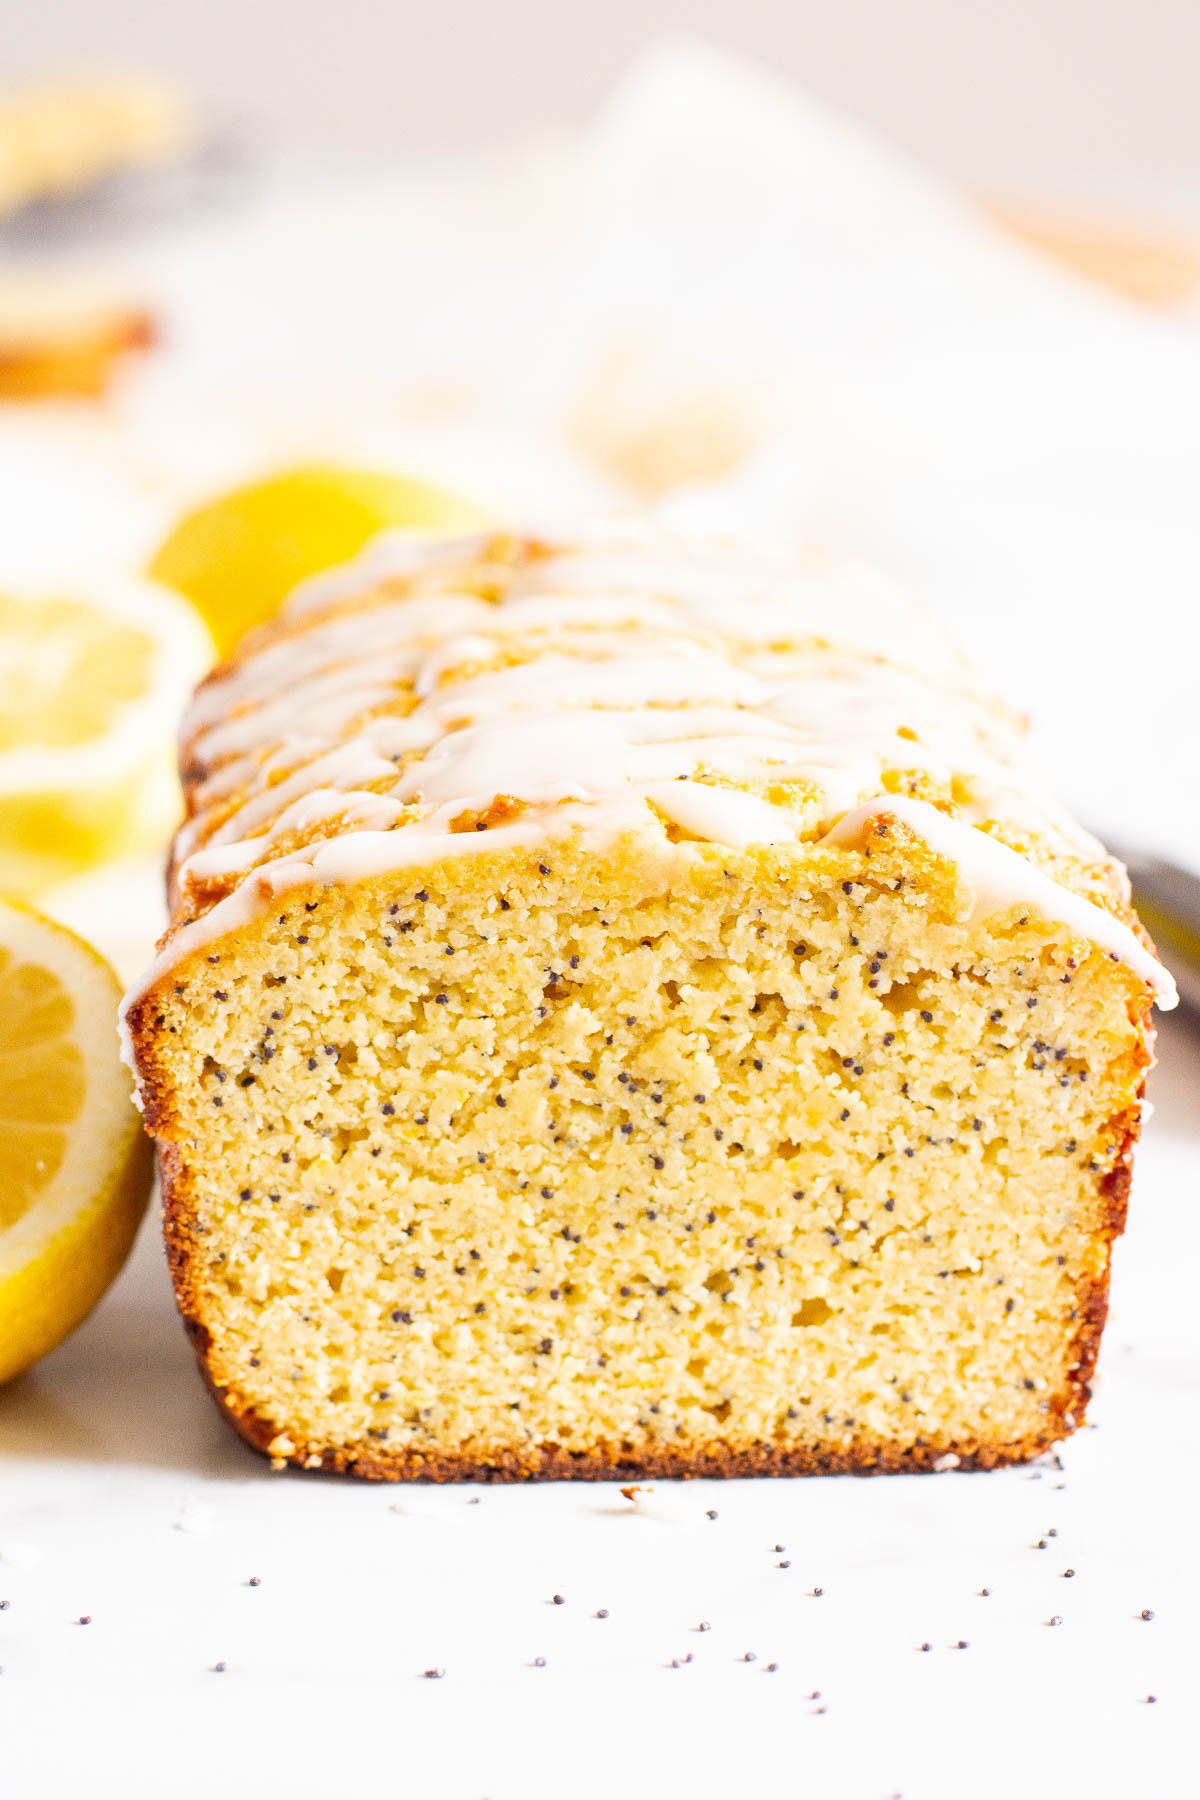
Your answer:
3;49;1200;1797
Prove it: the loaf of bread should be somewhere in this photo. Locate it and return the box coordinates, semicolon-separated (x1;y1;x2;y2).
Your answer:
121;525;1174;1478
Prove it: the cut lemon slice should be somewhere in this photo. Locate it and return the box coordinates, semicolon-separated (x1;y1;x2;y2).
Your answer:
0;899;152;1384
148;463;487;655
0;575;212;896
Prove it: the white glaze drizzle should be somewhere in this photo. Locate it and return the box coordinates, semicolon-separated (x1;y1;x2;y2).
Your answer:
121;523;1176;1044
187;595;493;732
283;531;494;617
822;796;1176;1006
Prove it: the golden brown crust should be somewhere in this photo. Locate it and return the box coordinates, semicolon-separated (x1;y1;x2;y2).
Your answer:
232;1416;1068;1481
1060;1082;1147;1413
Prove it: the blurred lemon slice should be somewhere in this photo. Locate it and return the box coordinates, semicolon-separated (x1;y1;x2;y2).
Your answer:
0;898;153;1384
148;464;487;655
0;575;212;897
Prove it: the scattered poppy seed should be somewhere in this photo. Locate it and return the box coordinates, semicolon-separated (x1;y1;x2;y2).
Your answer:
552;1594;565;1606
423;1668;445;1679
1141;1609;1155;1621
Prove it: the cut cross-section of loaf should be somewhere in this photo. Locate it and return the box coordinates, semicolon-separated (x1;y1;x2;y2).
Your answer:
121;526;1174;1479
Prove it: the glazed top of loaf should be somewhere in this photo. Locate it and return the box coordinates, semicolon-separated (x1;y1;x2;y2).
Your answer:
128;523;1175;1012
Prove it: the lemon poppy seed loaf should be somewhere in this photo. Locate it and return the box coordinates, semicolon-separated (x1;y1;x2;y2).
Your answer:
121;525;1174;1478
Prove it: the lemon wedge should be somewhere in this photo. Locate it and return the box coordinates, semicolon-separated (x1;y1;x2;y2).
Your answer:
0;899;152;1384
148;463;486;655
0;575;212;897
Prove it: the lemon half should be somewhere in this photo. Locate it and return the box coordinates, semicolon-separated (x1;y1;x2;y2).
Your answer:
0;899;152;1384
0;575;212;897
149;463;486;655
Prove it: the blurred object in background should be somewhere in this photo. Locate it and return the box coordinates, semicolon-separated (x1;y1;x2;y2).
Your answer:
0;574;211;898
147;463;486;654
0;71;196;215
1109;846;1200;1015
564;204;1200;500
0;267;153;398
0;69;248;248
566;334;781;498
995;204;1200;309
